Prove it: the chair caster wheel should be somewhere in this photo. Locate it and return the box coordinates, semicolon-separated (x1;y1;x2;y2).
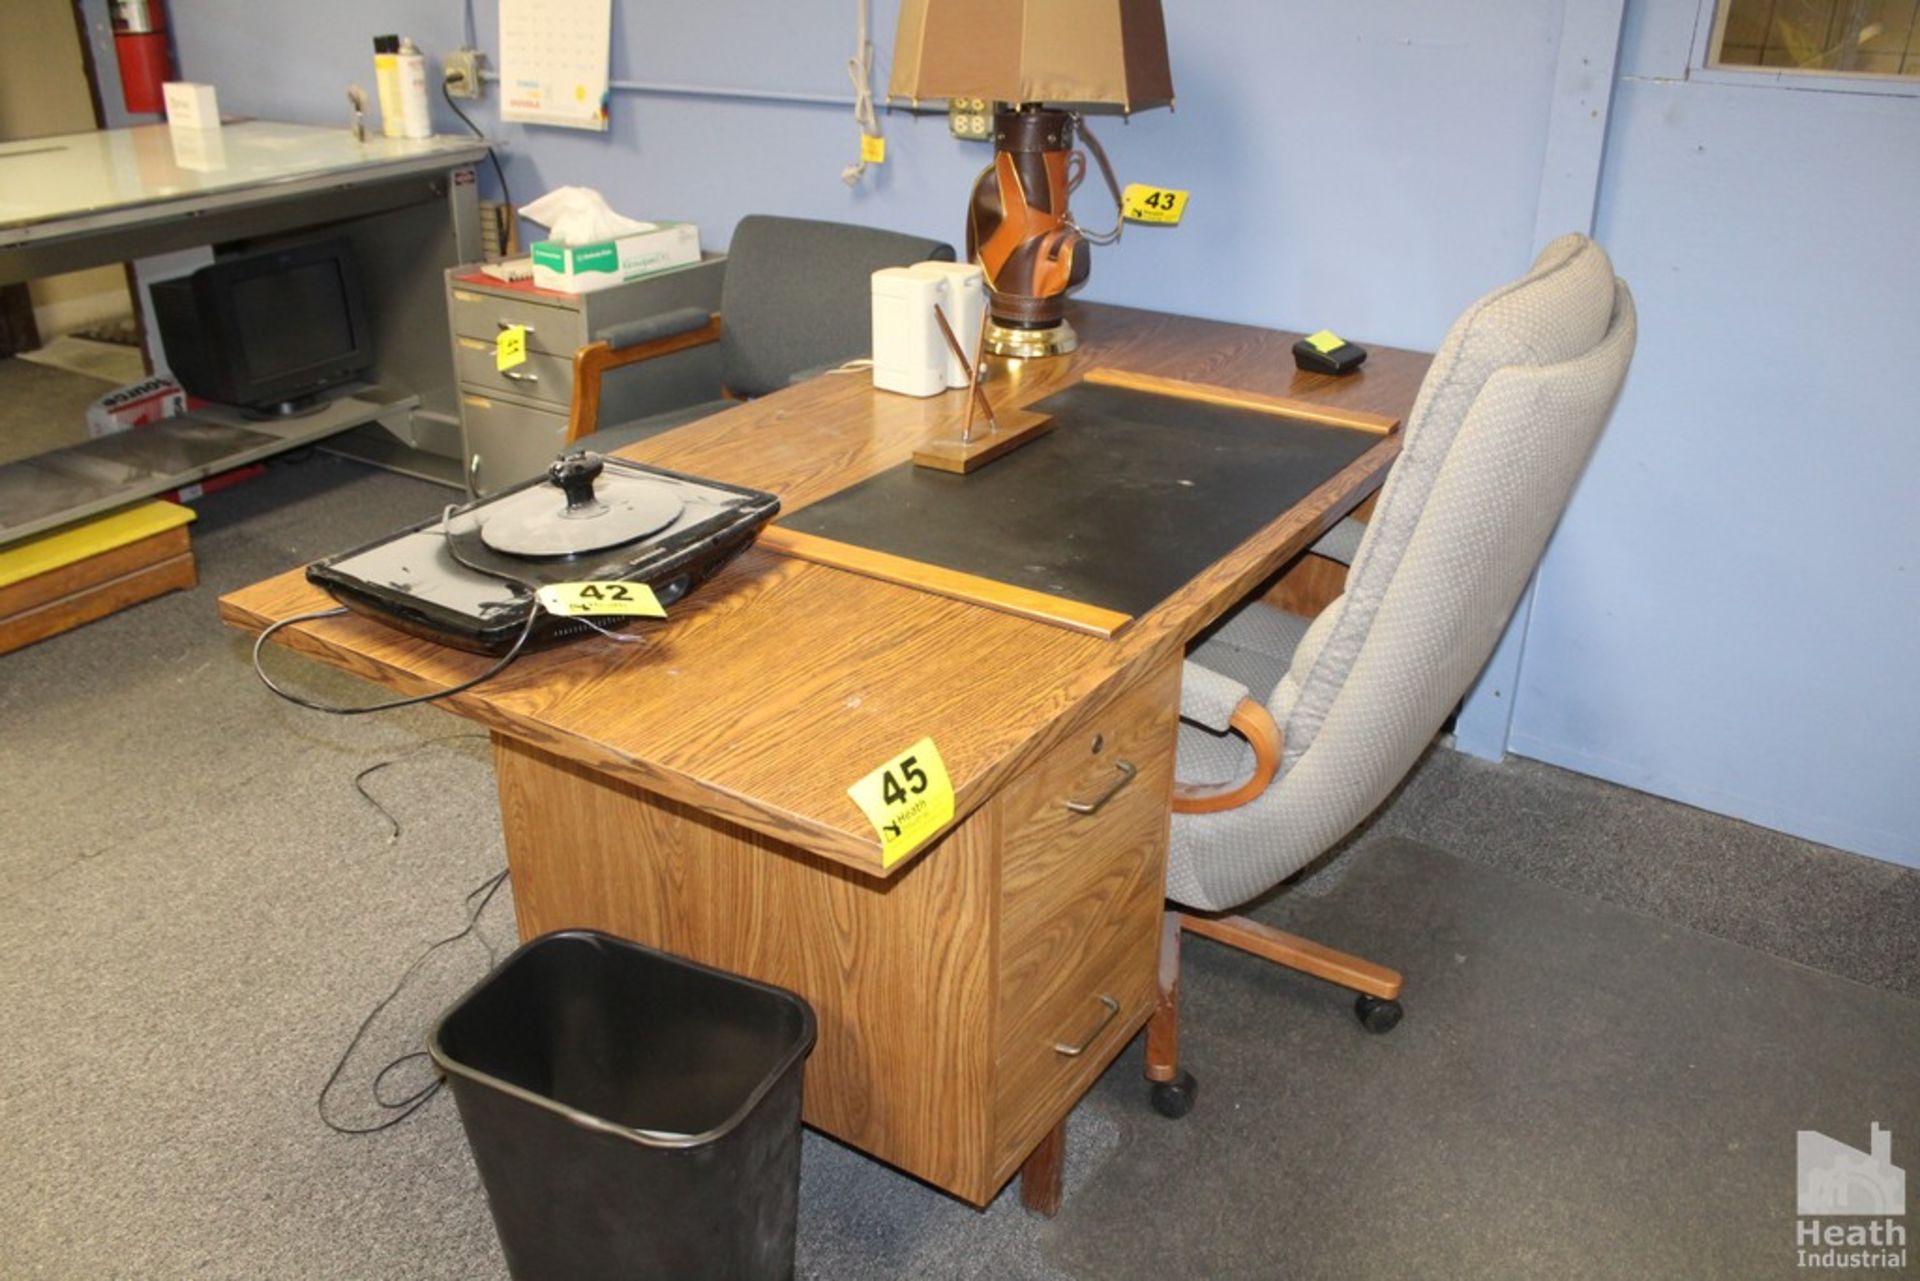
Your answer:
1149;1070;1198;1119
1354;994;1403;1034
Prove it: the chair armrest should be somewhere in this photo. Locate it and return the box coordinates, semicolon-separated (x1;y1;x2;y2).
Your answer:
1178;660;1250;732
600;307;715;350
1172;696;1282;815
566;312;723;445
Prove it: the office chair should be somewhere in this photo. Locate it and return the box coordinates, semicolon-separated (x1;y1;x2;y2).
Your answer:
565;215;954;451
1145;234;1637;1117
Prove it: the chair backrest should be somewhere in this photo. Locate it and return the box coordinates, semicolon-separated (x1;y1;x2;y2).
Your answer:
718;215;955;398
1169;234;1637;911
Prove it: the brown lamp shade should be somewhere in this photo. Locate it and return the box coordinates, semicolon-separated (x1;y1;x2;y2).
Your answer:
889;0;1174;111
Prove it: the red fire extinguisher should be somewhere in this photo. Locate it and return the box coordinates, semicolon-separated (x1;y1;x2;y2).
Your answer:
110;0;175;115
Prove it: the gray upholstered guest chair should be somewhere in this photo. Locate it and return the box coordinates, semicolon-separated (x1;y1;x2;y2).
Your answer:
565;214;954;452
1143;234;1637;1117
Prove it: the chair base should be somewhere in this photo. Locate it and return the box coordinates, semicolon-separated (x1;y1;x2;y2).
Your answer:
1177;911;1402;1000
1143;909;1405;1116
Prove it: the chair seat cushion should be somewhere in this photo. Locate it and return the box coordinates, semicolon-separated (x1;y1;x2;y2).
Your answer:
1178;603;1312;787
569;398;737;456
1310;516;1366;566
1188;601;1313;703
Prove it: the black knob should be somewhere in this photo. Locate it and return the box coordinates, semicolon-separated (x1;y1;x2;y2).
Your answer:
549;452;604;512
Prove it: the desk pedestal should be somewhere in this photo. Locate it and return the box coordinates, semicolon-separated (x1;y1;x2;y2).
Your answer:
491;654;1179;1205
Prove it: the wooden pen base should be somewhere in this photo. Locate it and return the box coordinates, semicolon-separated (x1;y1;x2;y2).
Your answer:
912;408;1054;474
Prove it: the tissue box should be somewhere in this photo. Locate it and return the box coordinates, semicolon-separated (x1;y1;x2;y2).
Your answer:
530;222;700;294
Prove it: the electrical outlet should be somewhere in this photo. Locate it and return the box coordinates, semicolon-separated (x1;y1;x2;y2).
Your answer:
948;98;992;141
444;48;485;100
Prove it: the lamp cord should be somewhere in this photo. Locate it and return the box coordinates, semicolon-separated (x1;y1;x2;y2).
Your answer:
841;0;880;186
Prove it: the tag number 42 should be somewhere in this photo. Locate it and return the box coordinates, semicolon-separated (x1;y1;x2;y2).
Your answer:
882;756;930;807
577;583;633;601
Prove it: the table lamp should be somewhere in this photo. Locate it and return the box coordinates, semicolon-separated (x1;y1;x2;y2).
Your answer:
890;0;1174;359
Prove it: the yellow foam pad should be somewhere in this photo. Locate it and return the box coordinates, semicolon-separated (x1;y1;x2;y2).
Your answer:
0;501;196;589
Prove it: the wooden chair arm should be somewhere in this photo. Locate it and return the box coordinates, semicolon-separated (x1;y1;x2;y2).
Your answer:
1171;696;1282;814
564;313;724;445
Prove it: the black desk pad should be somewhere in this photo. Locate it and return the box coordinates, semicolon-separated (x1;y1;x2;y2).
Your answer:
778;381;1383;620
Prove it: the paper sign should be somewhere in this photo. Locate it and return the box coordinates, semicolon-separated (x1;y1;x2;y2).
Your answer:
499;0;613;132
496;325;528;372
848;737;955;867
1304;329;1345;355
535;581;666;618
1121;183;1189;225
860;134;887;164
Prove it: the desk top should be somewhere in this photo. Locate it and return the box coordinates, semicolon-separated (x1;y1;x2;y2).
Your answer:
0;121;489;244
220;304;1427;877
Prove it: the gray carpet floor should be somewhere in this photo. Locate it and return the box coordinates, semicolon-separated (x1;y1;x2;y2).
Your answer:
2;455;1915;1280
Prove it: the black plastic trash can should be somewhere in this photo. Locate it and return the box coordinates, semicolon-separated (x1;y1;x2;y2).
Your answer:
429;929;817;1281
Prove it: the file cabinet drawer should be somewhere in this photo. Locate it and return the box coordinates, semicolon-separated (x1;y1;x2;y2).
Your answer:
448;287;581;355
460;394;568;497
455;336;576;407
990;665;1176;1170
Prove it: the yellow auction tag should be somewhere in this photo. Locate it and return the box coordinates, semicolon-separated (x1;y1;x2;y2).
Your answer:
860;134;887;164
535;581;666;618
1121;183;1189;224
496;325;528;372
847;737;954;867
1304;329;1345;355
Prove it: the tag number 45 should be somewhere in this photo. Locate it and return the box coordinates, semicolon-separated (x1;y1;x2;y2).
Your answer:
882;756;930;807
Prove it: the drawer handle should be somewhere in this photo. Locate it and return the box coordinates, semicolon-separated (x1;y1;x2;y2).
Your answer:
467;452;483;498
497;320;535;334
1054;994;1121;1057
1064;759;1137;815
501;369;539;383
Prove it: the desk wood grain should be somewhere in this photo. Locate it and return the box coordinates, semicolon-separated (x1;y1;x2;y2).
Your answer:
220;303;1426;878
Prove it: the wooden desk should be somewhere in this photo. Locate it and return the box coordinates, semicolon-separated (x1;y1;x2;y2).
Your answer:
220;303;1428;1207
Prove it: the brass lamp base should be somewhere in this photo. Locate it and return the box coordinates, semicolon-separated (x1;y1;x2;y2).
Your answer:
984;318;1078;360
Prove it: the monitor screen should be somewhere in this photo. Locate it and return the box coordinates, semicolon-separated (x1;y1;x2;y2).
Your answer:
232;259;358;382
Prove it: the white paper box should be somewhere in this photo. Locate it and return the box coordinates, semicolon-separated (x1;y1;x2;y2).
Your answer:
162;82;219;131
871;267;947;397
909;262;986;388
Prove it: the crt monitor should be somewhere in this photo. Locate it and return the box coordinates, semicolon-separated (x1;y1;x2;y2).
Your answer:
151;237;374;415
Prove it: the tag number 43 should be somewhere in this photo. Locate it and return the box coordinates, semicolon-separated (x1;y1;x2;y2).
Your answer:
882;756;930;807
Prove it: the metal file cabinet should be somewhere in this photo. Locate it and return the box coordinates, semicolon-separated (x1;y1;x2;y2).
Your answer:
445;258;725;496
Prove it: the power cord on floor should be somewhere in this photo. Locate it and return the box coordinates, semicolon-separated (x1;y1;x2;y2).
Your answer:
317;865;511;1135
352;732;491;842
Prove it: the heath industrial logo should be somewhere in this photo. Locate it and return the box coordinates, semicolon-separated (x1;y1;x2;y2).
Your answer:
1796;1123;1908;1271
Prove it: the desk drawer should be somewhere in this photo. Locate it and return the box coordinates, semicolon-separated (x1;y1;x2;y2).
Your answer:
448;288;581;356
992;666;1176;1169
455;336;575;406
